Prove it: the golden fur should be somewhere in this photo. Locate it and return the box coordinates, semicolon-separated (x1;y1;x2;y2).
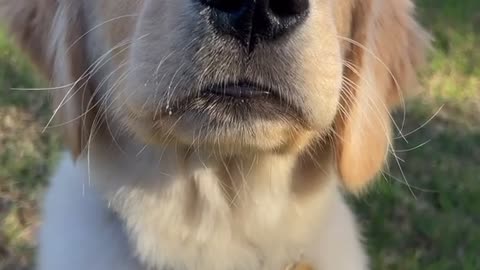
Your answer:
1;0;429;269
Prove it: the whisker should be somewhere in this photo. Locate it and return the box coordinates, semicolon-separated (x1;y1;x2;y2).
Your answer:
394;139;431;153
389;144;417;199
393;105;444;139
44;39;135;131
45;35;148;131
381;171;437;193
45;57;130;129
65;14;139;54
342;60;405;144
11;84;74;91
337;35;408;134
340;69;416;195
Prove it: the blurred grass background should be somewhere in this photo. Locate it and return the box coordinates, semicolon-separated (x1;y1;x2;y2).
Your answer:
0;0;479;269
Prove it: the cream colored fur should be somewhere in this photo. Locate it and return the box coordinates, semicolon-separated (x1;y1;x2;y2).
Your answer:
39;147;367;270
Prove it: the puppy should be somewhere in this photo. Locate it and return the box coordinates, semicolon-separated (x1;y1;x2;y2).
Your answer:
0;0;429;269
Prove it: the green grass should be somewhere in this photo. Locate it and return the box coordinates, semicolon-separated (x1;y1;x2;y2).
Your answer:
0;1;479;269
0;30;60;270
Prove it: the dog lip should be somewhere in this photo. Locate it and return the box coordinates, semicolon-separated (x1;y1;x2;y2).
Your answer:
202;81;275;99
164;80;309;128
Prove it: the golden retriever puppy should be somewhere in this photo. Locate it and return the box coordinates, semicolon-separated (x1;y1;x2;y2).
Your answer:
0;0;429;269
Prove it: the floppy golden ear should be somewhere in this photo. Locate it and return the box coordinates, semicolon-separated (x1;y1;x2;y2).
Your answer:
336;0;429;192
1;0;96;159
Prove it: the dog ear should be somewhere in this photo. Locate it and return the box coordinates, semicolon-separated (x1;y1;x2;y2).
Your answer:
335;0;430;192
1;0;96;159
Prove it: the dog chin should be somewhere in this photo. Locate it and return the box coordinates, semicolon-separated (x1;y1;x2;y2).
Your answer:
122;87;316;154
126;112;314;155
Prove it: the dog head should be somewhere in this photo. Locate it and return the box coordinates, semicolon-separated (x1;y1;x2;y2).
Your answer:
1;0;429;192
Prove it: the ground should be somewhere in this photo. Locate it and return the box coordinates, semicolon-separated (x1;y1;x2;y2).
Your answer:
0;0;479;269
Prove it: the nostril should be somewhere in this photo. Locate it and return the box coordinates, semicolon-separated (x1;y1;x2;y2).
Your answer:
198;0;310;49
199;0;247;13
270;0;309;17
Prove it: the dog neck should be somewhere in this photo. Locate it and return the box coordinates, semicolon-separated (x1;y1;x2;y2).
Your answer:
82;135;337;270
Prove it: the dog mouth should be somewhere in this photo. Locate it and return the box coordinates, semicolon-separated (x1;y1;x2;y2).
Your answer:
202;81;275;100
195;81;294;112
139;79;311;151
162;80;294;114
185;80;304;121
155;80;308;130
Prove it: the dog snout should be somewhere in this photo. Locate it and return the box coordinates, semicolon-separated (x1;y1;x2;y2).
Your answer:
198;0;309;50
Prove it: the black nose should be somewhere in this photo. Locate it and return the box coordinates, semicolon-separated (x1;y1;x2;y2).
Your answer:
199;0;309;51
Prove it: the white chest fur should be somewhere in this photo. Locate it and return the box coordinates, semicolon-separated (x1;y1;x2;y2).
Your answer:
39;147;367;270
99;148;335;270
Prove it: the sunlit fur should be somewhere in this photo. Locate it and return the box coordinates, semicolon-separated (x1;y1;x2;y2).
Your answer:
0;0;429;269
